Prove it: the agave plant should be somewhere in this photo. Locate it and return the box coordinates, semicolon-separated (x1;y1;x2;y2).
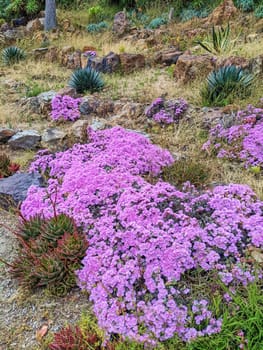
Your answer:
68;67;104;94
202;65;254;106
2;46;26;66
196;23;232;55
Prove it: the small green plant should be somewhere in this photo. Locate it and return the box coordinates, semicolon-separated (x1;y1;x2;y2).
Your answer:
87;5;104;22
69;67;104;94
202;65;254;106
161;159;210;188
25;83;46;97
0;153;20;178
1;46;26;65
235;0;254;12
196;23;231;55
86;21;108;33
147;16;167;29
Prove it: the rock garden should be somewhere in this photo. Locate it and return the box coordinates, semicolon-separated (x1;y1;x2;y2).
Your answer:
0;0;263;349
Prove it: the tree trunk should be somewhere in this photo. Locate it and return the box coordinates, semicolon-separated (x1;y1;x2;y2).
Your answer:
44;0;57;31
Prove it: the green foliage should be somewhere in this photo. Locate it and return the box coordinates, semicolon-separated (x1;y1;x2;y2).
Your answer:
69;67;104;94
5;0;43;17
9;214;88;295
180;7;209;22
86;20;109;33
196;23;231;55
0;0;10;19
25;83;46;97
2;46;25;65
234;0;255;11
255;3;263;18
202;65;254;107
147;16;167;29
87;5;104;22
0;153;20;178
161;159;210;188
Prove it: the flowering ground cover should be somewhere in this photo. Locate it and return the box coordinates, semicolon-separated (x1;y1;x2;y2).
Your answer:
51;95;82;121
202;104;263;169
21;126;263;346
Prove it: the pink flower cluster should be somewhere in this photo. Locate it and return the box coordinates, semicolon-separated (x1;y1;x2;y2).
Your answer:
22;127;263;345
50;95;82;121
145;97;188;124
202;104;263;168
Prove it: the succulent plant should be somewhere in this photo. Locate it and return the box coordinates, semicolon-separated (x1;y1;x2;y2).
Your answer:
68;67;104;94
9;213;88;295
0;152;20;178
1;46;26;66
196;23;231;55
202;65;254;106
49;325;99;350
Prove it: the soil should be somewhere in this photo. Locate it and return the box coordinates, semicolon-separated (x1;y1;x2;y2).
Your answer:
0;211;91;350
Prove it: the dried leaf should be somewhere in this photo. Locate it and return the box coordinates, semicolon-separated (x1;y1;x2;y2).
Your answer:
36;324;48;341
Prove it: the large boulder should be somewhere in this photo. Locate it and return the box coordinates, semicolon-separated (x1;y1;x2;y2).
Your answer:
119;53;146;73
173;54;216;83
41;128;66;148
0;172;44;206
113;11;130;36
79;96;114;117
217;56;250;70
206;0;238;25
8;130;41;150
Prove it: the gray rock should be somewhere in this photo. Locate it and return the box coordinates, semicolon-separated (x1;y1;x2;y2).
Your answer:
8;130;41;150
87;52;120;73
20;96;41;114
0;128;16;144
42;128;66;145
38;90;56;103
71;120;89;140
90;119;106;131
0;172;44;204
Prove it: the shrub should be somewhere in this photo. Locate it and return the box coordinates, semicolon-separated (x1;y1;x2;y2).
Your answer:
196;23;231;55
2;46;26;66
201;65;254;106
9;213;88;295
87;5;104;23
21;127;263;345
5;0;42;18
234;0;255;11
145;97;188;124
50;95;82;122
161;159;210;188
86;21;109;33
0;153;20;178
69;67;104;94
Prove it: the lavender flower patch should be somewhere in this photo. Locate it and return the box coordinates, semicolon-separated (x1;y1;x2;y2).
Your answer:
145;97;188;124
51;94;82;122
202;104;263;168
21;127;263;345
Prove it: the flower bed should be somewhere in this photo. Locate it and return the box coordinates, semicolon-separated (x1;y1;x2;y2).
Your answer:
21;127;263;345
51;95;82;121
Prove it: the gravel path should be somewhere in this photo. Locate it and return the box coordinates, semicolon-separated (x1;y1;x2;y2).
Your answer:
0;210;91;350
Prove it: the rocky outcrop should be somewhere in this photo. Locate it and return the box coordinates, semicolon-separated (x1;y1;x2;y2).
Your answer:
206;0;238;25
119;53;146;73
113;11;130;36
173;54;216;83
155;49;183;66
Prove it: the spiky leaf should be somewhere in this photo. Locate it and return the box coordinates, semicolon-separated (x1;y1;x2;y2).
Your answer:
68;67;104;94
2;46;25;66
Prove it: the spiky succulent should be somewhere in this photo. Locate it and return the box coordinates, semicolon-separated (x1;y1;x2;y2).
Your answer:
68;67;104;94
196;23;231;55
202;65;254;106
2;46;26;66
